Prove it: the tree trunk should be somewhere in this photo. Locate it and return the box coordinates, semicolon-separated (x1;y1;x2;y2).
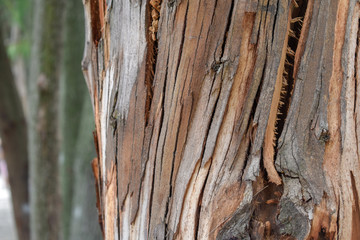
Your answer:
60;0;88;238
68;93;103;240
60;1;103;239
29;0;64;239
83;0;360;239
0;28;30;240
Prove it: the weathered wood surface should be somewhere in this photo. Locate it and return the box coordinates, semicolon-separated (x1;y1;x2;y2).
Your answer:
83;0;360;239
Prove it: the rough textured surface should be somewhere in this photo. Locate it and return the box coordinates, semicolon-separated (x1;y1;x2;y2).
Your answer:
83;0;360;239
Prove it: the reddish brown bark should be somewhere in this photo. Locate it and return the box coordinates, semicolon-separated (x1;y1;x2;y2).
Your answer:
84;0;360;239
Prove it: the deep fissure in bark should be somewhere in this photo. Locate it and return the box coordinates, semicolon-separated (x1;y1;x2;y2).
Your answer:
110;90;119;135
264;0;309;186
355;19;360;114
145;0;162;125
90;0;101;47
250;1;310;237
220;0;235;60
274;0;308;144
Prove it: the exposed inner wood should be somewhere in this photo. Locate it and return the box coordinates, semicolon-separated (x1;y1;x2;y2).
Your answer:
276;0;309;146
293;0;314;79
306;195;333;240
98;0;105;33
264;0;308;185
263;13;289;185
89;0;101;46
105;162;117;240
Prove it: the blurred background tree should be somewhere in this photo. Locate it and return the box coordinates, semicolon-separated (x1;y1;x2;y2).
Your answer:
0;0;101;239
0;22;30;240
59;0;101;239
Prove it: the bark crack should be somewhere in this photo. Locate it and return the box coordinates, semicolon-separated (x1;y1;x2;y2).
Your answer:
89;0;104;47
145;0;163;125
263;0;309;185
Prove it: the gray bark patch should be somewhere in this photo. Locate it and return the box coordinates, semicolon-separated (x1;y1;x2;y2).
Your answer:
216;203;253;240
277;198;309;239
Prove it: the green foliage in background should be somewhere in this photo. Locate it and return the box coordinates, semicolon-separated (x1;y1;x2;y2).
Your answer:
1;0;29;28
0;0;31;59
6;39;29;59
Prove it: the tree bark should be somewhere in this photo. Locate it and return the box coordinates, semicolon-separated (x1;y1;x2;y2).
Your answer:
84;0;360;239
0;28;30;240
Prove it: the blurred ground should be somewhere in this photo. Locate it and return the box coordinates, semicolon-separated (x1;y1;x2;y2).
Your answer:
0;177;17;240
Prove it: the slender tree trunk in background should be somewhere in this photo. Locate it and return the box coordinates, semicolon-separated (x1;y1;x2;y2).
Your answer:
84;0;360;239
8;23;29;117
29;0;64;239
60;0;88;238
0;30;30;240
68;94;102;240
60;0;102;239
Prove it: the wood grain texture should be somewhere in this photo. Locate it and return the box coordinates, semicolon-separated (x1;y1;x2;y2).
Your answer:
83;0;360;239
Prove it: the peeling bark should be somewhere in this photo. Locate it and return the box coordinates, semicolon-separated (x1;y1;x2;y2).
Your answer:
84;0;360;239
